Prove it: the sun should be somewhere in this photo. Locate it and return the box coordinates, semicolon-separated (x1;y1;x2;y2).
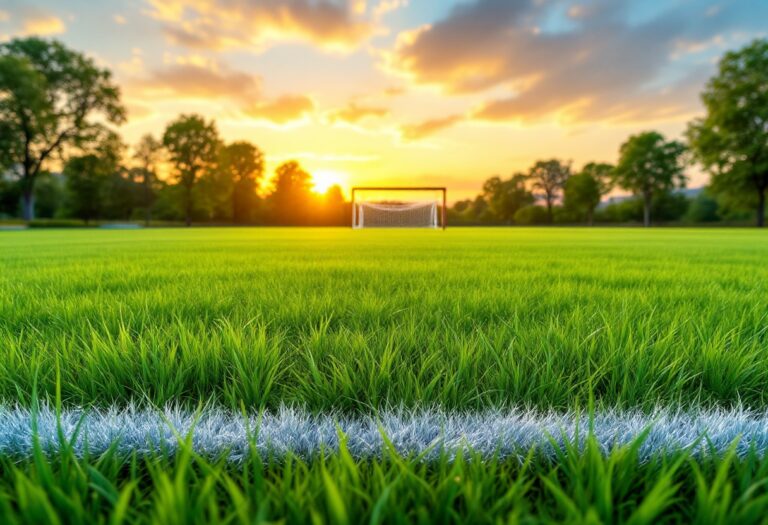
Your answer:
311;169;347;194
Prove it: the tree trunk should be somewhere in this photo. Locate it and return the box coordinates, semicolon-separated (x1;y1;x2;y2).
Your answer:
643;194;651;228
21;188;35;222
587;209;594;226
546;200;553;224
758;188;766;228
144;183;152;227
185;184;192;227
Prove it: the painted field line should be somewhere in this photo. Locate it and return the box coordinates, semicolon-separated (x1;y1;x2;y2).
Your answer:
1;406;767;461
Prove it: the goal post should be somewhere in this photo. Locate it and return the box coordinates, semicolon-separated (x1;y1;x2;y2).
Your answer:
351;187;447;229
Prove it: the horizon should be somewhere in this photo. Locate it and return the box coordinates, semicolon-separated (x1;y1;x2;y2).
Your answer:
2;0;766;201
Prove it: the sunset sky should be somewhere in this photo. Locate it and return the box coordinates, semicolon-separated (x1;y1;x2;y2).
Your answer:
1;0;766;200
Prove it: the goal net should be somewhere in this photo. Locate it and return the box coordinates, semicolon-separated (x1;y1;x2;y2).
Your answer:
352;187;446;229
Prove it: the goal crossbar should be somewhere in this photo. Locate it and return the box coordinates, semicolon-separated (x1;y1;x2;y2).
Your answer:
351;186;447;230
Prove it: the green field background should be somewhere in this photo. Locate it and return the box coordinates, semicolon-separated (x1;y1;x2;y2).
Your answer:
2;227;767;411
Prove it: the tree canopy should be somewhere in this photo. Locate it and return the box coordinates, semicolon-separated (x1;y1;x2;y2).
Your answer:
133;134;163;225
219;141;265;223
482;174;533;224
687;39;768;226
0;37;125;220
614;132;687;227
564;173;602;225
162;114;220;226
268;161;314;225
580;162;614;196
528;159;571;223
564;163;614;225
64;131;123;224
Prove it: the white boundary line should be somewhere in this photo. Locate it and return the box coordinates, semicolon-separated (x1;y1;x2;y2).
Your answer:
2;406;768;461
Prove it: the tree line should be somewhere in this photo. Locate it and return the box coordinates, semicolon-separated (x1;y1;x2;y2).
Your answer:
451;133;689;227
1;37;767;227
0;38;346;226
452;38;768;228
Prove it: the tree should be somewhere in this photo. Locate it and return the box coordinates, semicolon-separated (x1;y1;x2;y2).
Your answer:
564;173;601;225
0;172;21;217
317;184;347;225
64;132;123;224
33;172;66;219
564;163;614;225
513;205;549;225
267;161;313;225
687;39;768;227
528;159;571;223
482;174;534;224
219;141;264;223
614;131;687;227
580;162;614;195
162;114;220;226
133;134;163;226
685;190;720;223
101;167;142;221
0;38;125;221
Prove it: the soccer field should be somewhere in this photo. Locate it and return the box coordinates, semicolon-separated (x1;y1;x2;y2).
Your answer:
2;227;768;523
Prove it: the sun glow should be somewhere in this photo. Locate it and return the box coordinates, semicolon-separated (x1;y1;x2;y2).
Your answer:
311;169;348;194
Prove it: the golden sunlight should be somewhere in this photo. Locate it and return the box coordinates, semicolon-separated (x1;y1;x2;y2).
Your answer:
311;169;348;194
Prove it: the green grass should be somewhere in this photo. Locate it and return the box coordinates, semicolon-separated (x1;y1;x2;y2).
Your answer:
4;429;768;525
1;227;767;411
2;227;768;523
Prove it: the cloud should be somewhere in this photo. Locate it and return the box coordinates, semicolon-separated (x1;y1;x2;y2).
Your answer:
0;7;66;37
129;58;315;126
384;86;406;96
374;0;409;18
387;0;768;124
400;114;463;141
118;48;145;75
328;102;388;123
125;102;153;120
20;11;66;36
245;94;315;124
145;0;372;52
133;61;260;103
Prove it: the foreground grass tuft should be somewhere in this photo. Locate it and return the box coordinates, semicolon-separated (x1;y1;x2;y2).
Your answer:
2;432;768;524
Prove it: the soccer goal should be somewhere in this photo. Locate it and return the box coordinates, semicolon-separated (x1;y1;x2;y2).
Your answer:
352;187;447;229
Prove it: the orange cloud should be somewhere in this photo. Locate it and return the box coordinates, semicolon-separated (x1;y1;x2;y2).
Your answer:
19;10;66;36
386;0;746;124
328;102;388;124
145;0;372;52
400;114;463;141
128;59;319;126
132;61;260;103
245;94;315;124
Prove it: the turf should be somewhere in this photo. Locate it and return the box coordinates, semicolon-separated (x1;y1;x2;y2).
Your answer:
5;428;768;525
1;227;767;411
2;226;768;523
